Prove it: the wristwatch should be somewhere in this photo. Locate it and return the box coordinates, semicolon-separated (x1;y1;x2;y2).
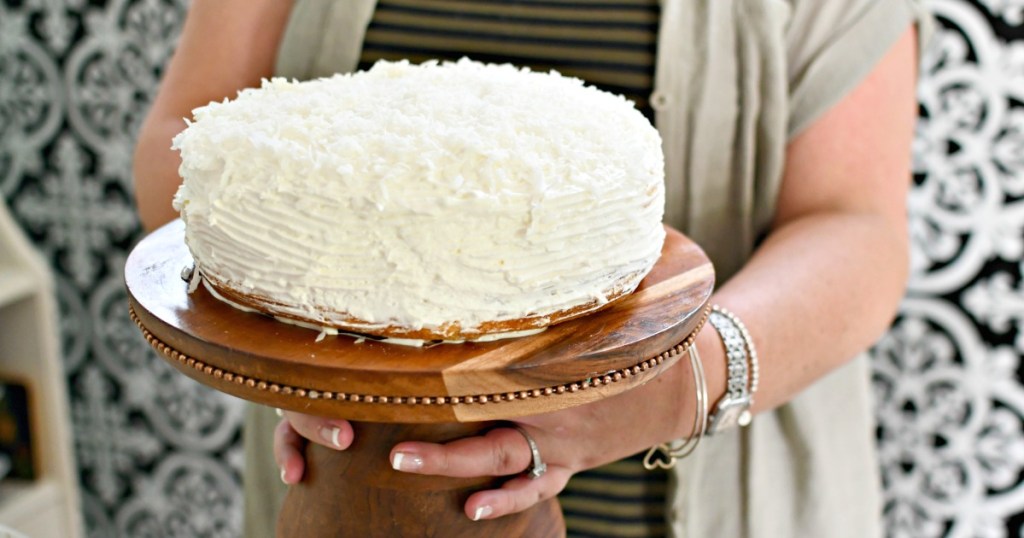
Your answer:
705;309;754;434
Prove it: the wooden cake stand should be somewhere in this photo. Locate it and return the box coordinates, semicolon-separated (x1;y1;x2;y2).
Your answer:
125;221;714;537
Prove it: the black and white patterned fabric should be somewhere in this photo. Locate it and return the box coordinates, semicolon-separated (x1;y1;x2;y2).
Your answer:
1;0;1022;536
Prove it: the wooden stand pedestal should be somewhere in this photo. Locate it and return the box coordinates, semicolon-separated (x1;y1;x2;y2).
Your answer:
125;221;713;537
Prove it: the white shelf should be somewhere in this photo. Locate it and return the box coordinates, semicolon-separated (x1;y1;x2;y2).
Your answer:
0;199;81;537
0;479;69;537
0;479;60;517
0;268;36;309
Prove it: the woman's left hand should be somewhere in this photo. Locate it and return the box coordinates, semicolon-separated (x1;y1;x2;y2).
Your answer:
279;349;707;521
387;421;571;522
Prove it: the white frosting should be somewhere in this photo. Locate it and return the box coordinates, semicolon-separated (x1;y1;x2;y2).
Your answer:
200;274;546;347
173;59;665;337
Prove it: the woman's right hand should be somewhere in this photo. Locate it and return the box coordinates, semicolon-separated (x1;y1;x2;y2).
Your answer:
274;411;355;484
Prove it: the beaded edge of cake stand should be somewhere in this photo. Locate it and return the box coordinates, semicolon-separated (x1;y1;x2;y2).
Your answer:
129;305;710;405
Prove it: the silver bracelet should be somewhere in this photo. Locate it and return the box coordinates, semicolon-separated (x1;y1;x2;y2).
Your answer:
712;305;759;397
642;342;708;470
705;305;758;434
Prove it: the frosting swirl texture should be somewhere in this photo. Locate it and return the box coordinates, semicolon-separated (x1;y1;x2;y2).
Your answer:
172;59;666;339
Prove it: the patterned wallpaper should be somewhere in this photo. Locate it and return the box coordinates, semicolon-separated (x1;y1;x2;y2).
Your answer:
871;1;1024;535
1;0;244;536
2;0;1023;536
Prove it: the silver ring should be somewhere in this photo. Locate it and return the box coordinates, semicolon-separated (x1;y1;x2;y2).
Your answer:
512;425;547;479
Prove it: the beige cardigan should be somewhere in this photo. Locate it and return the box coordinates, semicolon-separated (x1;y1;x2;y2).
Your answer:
244;1;932;536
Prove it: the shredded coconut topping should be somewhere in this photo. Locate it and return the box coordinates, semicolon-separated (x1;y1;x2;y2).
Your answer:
172;59;665;337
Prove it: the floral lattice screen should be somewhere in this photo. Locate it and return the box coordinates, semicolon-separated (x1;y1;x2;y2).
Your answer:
2;0;1023;536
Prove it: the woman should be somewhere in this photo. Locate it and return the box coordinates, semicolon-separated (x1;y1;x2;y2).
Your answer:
134;1;932;536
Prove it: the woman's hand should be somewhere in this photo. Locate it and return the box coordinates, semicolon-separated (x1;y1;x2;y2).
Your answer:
388;424;572;521
274;411;355;485
273;348;714;521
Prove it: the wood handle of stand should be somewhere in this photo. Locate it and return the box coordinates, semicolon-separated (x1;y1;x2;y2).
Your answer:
277;422;565;537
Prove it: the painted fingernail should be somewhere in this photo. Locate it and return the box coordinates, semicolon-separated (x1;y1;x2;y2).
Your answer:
391;452;423;472
280;468;288;485
472;505;493;521
320;426;343;449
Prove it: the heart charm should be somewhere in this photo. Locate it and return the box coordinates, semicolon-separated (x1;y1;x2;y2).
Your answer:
642;445;677;470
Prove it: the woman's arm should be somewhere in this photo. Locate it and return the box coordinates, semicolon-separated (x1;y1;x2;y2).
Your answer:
133;0;293;231
280;25;919;521
708;26;918;414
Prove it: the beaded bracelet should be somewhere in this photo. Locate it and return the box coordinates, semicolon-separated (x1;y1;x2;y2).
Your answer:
711;304;759;400
705;304;759;434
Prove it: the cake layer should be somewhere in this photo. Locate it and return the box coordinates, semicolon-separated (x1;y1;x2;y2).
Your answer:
172;59;666;339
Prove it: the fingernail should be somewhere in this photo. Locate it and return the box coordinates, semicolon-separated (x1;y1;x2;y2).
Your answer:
280;468;288;485
275;408;284;417
472;505;493;521
320;426;343;449
391;451;423;472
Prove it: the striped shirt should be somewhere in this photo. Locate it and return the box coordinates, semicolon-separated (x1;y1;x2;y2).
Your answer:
358;2;667;536
357;0;661;121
